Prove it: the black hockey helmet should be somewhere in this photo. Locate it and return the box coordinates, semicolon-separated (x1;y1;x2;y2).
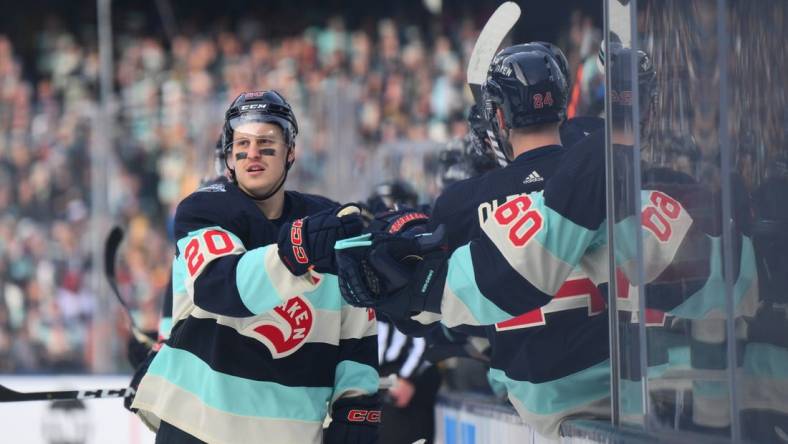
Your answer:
484;44;569;129
598;41;656;123
436;132;499;190
482;43;569;160
366;180;419;213
532;41;569;81
222;90;299;200
222;90;299;157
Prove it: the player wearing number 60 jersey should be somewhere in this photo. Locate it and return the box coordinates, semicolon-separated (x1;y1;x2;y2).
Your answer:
132;91;379;444
427;43;612;439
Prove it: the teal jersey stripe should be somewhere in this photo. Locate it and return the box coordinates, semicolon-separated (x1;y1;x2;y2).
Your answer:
235;245;285;315
148;345;331;422
172;256;187;296
733;236;757;307
488;360;610;416
305;274;343;312
158;317;172;337
668;236;755;320
611;215;640;266
533;195;602;265
446;245;511;325
668;236;722;319
332;360;379;401
744;343;788;379
620;378;645;416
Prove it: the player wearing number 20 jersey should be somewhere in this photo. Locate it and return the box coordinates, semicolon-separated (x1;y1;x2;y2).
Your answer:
132;91;378;444
132;183;379;444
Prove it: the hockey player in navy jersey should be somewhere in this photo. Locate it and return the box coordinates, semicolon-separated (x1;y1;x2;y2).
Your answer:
131;90;380;444
384;42;610;438
434;42;613;438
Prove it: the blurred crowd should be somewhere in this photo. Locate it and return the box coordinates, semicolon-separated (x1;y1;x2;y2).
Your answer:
0;9;601;372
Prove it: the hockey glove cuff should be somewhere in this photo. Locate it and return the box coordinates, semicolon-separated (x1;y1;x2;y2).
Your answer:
126;329;159;369
278;204;365;276
324;394;381;444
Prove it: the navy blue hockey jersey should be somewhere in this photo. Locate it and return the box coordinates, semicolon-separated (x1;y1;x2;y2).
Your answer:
428;144;610;437
133;183;378;444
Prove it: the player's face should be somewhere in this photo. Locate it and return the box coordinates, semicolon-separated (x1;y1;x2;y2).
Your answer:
229;121;293;197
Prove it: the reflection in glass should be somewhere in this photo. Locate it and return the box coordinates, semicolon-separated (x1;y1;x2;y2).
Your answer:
604;0;788;441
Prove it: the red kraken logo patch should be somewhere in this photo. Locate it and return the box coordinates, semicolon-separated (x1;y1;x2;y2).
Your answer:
252;296;314;358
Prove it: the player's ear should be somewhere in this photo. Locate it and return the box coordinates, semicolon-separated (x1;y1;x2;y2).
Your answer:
286;145;295;168
496;108;506;131
226;146;237;170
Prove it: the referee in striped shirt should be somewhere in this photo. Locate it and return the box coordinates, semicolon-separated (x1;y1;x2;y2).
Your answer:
377;313;442;444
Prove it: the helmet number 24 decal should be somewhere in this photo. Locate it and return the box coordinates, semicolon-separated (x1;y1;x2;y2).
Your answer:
532;92;554;109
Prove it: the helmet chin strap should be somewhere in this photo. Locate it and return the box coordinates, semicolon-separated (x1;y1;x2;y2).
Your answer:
500;126;515;162
227;146;293;202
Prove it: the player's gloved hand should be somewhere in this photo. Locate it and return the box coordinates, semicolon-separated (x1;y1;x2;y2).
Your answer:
278;204;365;276
335;207;431;312
323;394;381;444
126;329;159;369
336;224;449;319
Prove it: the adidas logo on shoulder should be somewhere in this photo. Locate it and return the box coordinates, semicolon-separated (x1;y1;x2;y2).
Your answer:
523;171;544;184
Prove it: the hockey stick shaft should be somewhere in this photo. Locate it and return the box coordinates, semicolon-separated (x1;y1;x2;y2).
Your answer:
466;1;521;167
0;374;396;402
0;384;134;402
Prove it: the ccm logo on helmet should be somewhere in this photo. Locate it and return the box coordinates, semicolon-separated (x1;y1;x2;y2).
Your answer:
347;409;382;423
239;103;269;111
290;219;308;264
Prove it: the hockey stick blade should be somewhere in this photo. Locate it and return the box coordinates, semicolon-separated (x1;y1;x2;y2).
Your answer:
0;384;134;402
104;226;155;347
104;226;130;314
466;1;521;103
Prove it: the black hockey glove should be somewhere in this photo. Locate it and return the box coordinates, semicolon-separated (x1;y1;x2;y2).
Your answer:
335;208;431;313
126;329;159;369
278;204;365;276
323;394;381;444
336;224;449;319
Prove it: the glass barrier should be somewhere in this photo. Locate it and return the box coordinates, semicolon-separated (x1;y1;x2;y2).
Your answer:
605;0;788;441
